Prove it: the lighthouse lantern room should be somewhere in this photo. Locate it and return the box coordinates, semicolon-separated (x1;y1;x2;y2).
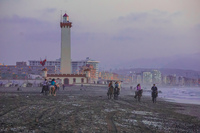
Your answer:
63;13;69;22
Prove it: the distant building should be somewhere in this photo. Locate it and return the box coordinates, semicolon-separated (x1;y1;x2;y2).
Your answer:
152;70;162;84
29;59;61;73
193;79;198;86
184;77;195;86
0;62;56;79
16;62;27;66
79;64;97;83
198;79;200;86
131;73;137;84
29;57;100;80
143;72;152;85
136;74;142;84
112;73;119;81
178;76;185;86
162;76;167;85
99;71;119;81
166;74;176;86
71;57;99;82
100;71;113;80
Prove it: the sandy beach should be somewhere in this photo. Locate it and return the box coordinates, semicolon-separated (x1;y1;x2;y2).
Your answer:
0;86;200;133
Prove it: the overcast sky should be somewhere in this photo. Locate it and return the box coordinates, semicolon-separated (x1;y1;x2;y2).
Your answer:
0;0;200;69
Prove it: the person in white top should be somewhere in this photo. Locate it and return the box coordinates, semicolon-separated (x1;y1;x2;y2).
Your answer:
41;79;48;93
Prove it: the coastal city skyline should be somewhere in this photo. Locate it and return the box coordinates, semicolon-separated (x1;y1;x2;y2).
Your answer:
0;0;200;71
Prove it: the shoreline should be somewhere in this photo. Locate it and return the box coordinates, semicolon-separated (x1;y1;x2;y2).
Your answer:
141;87;200;106
0;86;200;132
163;97;200;105
154;96;200;120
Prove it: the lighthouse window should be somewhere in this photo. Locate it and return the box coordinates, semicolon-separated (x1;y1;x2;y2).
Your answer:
63;17;67;22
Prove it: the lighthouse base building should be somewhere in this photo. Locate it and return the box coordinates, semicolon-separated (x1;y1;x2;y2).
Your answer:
47;74;88;85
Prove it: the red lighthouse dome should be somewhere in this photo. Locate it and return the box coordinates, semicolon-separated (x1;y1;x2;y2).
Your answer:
63;13;68;17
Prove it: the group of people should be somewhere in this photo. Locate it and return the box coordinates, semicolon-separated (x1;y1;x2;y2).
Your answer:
107;81;121;100
42;78;158;101
41;78;59;96
107;81;158;102
134;83;158;103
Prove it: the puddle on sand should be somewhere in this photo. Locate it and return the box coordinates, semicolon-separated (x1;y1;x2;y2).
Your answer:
123;119;138;125
118;108;127;112
144;116;160;120
142;120;162;128
104;109;116;112
95;121;107;125
1;126;27;132
72;103;81;107
132;110;152;115
59;110;73;115
115;122;129;127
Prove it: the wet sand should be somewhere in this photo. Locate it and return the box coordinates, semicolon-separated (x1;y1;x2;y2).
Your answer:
0;86;200;133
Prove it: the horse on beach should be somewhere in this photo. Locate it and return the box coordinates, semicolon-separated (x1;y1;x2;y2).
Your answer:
114;87;120;100
49;84;58;96
152;91;158;103
55;84;60;91
43;86;49;96
107;86;114;99
135;90;143;102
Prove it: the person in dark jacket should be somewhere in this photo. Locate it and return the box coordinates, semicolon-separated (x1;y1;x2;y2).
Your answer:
151;84;158;103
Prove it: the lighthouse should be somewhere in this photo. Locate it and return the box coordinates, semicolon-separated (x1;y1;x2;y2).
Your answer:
46;13;88;85
60;13;72;74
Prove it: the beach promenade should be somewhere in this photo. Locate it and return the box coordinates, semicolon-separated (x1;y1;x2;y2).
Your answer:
0;86;200;132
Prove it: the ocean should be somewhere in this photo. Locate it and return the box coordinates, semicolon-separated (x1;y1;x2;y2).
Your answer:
144;87;200;105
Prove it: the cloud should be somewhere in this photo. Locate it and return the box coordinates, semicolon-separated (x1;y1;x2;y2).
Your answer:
70;9;200;65
0;15;60;64
0;15;41;24
116;10;183;27
118;12;149;22
43;8;57;13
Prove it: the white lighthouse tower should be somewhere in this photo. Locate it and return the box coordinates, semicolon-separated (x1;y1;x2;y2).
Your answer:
60;13;72;74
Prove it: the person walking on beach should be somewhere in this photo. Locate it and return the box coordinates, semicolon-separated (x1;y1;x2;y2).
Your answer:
151;84;158;103
114;81;120;100
41;79;48;93
107;81;114;99
62;84;65;90
134;84;141;98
